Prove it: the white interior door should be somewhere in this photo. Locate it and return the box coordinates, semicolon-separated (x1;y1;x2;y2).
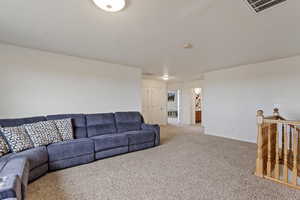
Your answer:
142;87;166;125
150;87;166;125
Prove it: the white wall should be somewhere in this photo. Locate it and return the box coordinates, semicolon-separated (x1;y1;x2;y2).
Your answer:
0;43;142;118
168;80;203;124
142;79;167;89
203;55;300;143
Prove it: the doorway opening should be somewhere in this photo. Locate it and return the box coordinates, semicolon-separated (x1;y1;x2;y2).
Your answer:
167;90;180;124
193;88;202;125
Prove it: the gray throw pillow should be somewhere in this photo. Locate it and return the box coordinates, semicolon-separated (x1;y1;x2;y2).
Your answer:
0;126;33;153
53;119;74;141
25;121;62;147
0;134;10;156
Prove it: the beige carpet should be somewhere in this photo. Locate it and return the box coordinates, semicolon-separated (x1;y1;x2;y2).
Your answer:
28;125;300;200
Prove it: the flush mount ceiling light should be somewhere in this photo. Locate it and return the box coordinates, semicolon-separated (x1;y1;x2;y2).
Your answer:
183;43;193;49
194;88;202;95
93;0;126;12
162;75;169;81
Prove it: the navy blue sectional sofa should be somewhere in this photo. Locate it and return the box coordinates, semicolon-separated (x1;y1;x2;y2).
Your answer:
0;112;160;200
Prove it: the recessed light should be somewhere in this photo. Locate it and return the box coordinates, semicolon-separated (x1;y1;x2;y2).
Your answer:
93;0;126;12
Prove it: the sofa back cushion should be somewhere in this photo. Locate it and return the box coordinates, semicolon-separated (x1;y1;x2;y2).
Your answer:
0;126;34;153
52;119;74;141
0;116;46;154
86;113;117;137
46;114;87;139
115;112;142;133
25;121;62;147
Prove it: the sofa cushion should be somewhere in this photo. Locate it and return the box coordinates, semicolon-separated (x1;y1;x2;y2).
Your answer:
46;114;87;139
125;130;155;145
25;121;62;147
12;146;48;170
52;118;74;141
0;134;9;156
47;138;94;162
86;113;117;137
0;116;46;128
115;112;142;133
0;126;33;153
91;134;128;152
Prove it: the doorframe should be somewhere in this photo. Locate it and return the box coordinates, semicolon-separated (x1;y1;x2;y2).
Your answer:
191;88;202;125
177;89;181;123
167;89;181;124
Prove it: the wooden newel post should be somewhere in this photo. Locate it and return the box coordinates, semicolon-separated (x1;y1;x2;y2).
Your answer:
273;108;280;118
256;110;264;177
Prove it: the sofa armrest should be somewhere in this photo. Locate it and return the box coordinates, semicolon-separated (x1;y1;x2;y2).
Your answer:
0;157;29;200
141;124;160;146
0;175;22;200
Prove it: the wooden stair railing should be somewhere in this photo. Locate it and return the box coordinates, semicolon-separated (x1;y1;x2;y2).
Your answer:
256;108;300;190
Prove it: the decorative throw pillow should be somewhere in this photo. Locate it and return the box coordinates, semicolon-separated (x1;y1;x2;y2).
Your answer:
0;134;10;156
25;121;62;147
0;126;33;153
53;119;74;141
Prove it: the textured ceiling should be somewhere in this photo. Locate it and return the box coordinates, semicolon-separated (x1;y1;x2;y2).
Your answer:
0;0;299;81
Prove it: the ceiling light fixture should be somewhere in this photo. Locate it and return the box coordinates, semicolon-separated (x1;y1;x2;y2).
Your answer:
183;43;193;49
93;0;126;12
162;75;169;81
194;88;201;95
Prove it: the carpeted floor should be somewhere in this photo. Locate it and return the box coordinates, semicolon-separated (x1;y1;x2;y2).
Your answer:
28;125;300;200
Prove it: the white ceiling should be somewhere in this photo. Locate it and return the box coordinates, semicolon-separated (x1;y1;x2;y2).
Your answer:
0;0;299;81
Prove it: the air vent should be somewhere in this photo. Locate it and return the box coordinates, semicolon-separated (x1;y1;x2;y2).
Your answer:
142;72;155;76
246;0;287;13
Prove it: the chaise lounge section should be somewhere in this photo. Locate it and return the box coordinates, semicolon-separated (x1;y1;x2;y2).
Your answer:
0;112;160;200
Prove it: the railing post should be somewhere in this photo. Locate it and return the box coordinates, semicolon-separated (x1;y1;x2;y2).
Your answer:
292;127;298;185
275;125;280;179
267;124;272;177
283;125;289;183
256;110;264;177
273;108;280;118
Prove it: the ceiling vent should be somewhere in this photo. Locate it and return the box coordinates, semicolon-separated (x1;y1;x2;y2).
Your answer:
246;0;287;13
143;72;155;76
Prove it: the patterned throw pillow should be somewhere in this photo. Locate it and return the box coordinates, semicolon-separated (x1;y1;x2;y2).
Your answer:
0;134;10;156
25;121;62;147
0;126;33;153
53;119;74;141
